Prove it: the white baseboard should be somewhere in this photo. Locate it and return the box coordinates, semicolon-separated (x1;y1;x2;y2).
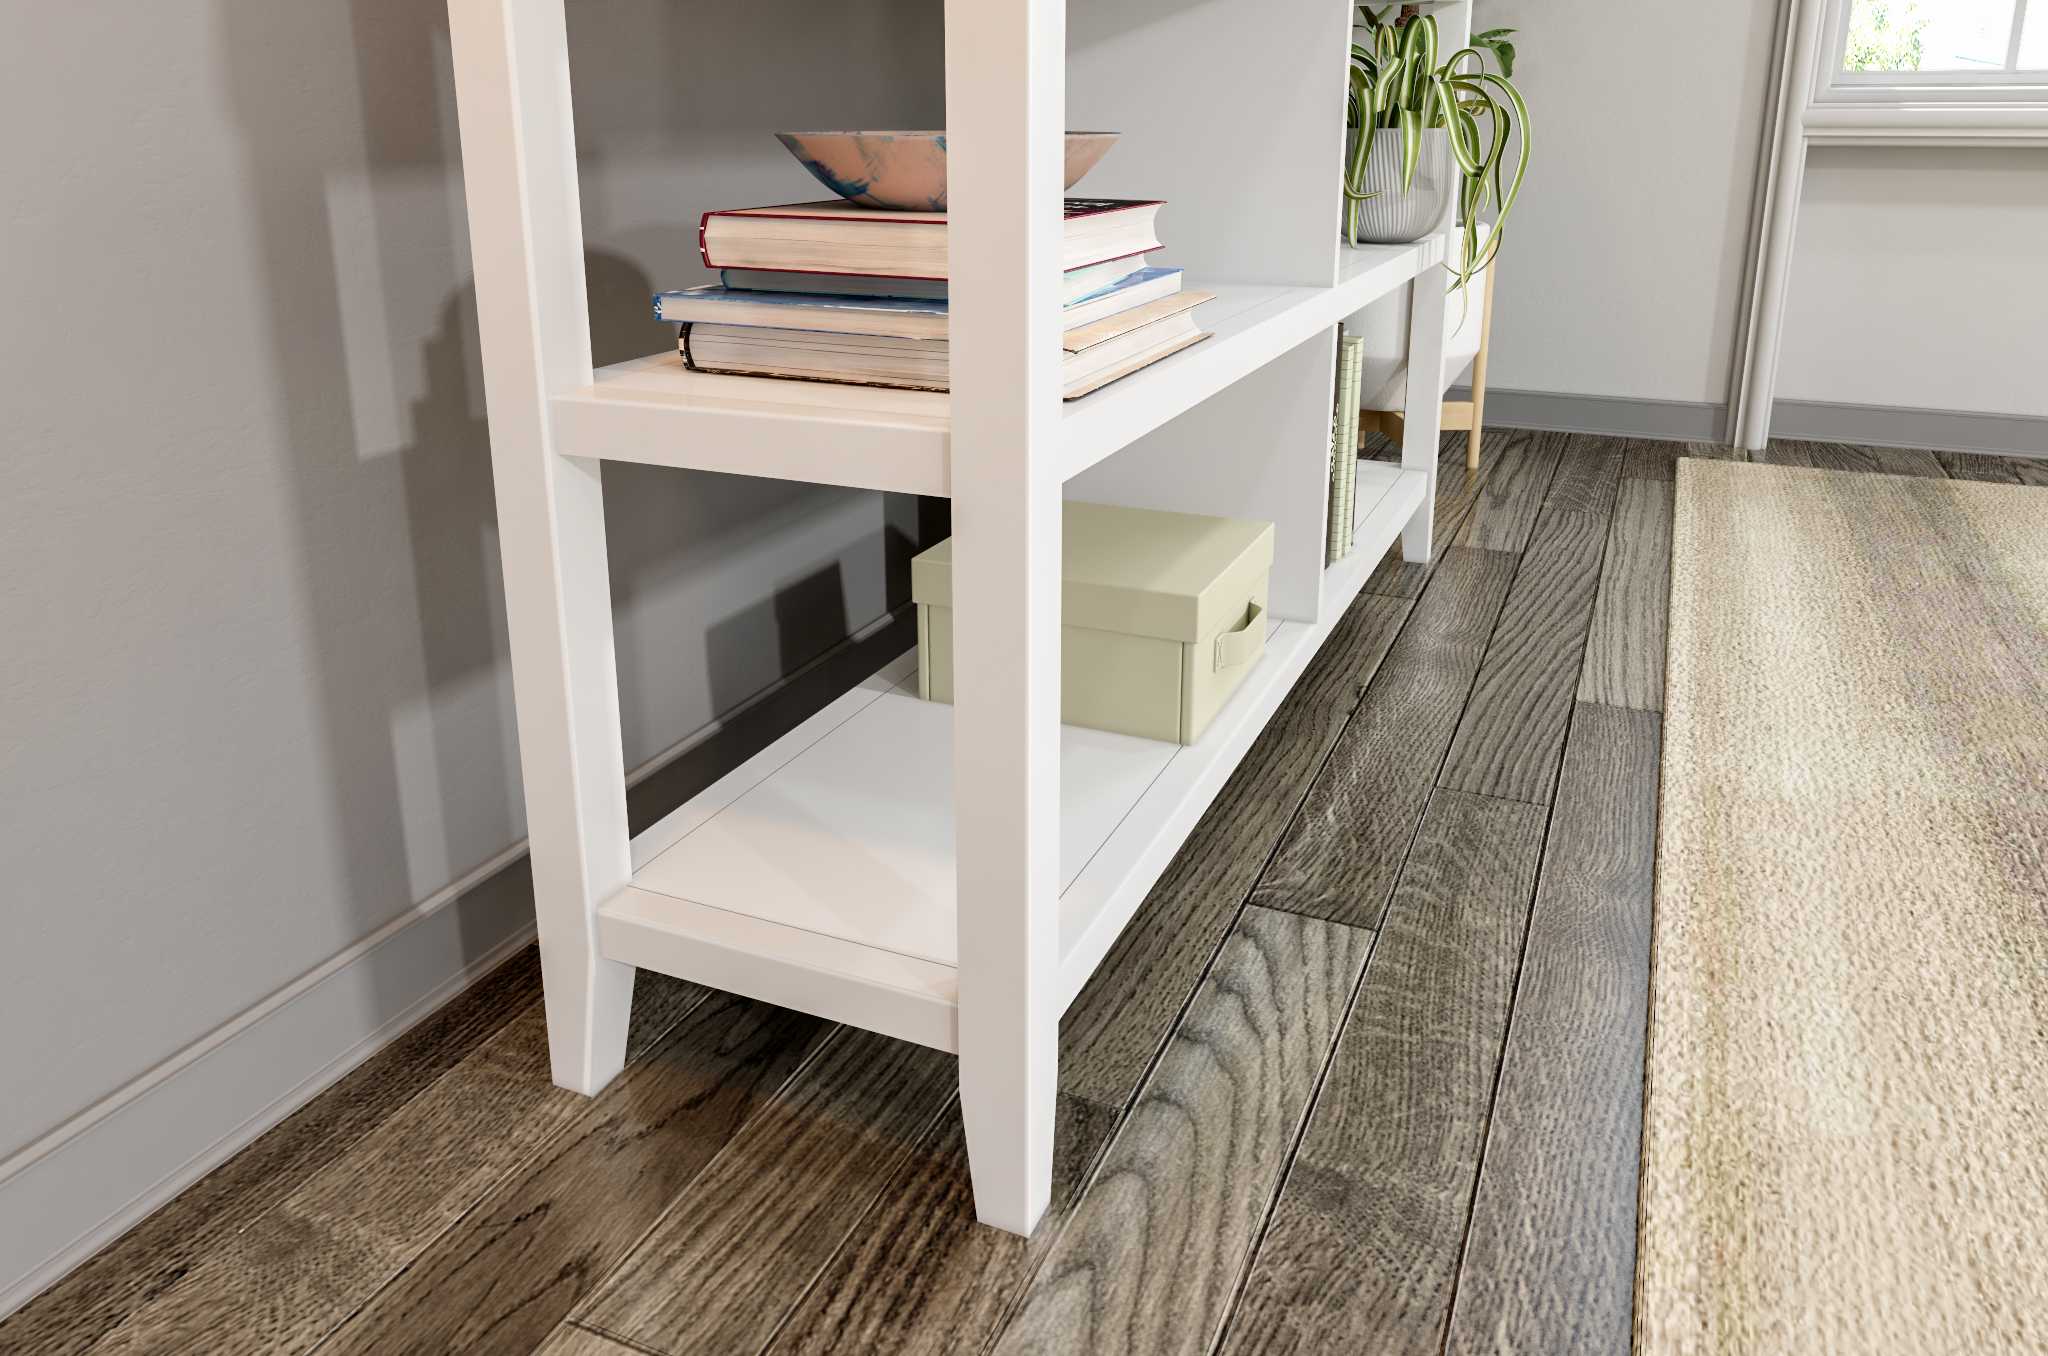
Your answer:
0;891;537;1321
0;606;915;1322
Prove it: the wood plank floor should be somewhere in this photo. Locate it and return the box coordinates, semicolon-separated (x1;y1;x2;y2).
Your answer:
7;435;2038;1356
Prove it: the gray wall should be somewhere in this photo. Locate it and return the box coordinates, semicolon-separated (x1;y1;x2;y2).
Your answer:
1469;0;2043;435
0;1;941;1171
1779;145;2048;419
1468;0;1784;407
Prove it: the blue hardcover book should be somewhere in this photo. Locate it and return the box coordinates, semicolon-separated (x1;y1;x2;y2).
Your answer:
717;253;1156;307
657;266;1182;341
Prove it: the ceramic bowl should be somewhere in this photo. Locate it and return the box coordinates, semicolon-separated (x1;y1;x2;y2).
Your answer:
774;131;1119;211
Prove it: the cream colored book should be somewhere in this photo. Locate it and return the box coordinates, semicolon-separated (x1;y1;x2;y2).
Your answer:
698;198;1165;280
679;292;1215;397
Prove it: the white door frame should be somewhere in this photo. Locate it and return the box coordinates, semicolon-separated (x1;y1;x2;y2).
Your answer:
1730;0;2048;450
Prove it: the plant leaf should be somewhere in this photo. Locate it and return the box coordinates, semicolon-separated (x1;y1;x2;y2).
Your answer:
1457;103;1487;176
1442;46;1486;80
1485;99;1510;212
1398;105;1422;190
1398;13;1438;98
1438;84;1482;173
1374;58;1404;122
1462;72;1529;273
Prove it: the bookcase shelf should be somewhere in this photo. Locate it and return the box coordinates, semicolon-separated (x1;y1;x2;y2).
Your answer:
554;358;952;494
449;0;1471;1239
602;461;1425;1054
551;238;1447;497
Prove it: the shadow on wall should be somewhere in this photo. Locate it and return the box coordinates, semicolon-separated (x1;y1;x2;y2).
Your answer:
694;474;939;720
208;0;939;1024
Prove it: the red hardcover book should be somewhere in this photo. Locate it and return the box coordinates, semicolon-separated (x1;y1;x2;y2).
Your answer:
697;198;1165;281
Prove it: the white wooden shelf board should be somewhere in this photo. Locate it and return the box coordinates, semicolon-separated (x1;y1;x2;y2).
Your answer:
599;462;1426;1050
551;358;952;494
548;240;1443;497
1061;238;1447;478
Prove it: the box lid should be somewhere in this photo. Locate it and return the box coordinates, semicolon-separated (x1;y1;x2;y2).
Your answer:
911;500;1275;642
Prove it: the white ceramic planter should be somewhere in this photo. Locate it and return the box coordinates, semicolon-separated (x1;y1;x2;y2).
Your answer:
1342;127;1458;244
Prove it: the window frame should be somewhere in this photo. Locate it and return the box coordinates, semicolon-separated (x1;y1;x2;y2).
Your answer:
1808;0;2048;142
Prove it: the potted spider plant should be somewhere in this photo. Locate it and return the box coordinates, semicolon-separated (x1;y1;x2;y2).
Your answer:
1345;6;1528;294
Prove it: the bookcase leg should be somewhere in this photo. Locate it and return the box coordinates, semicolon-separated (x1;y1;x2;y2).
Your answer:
960;1006;1058;1236
946;0;1062;1236
449;0;633;1094
517;457;635;1099
954;427;1060;1231
952;435;1060;1233
1399;268;1448;563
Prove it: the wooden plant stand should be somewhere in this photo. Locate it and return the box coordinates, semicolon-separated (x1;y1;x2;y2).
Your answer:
1362;256;1498;469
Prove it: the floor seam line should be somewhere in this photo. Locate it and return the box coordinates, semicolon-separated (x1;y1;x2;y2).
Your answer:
1435;700;1579;1354
753;1087;962;1356
1207;921;1387;1356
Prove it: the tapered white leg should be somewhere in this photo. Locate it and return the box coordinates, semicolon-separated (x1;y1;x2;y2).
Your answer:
517;457;635;1097
1400;268;1449;562
953;459;1060;1232
945;0;1064;1235
450;0;635;1094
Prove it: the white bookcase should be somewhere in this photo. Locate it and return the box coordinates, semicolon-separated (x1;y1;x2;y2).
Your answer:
447;0;1466;1236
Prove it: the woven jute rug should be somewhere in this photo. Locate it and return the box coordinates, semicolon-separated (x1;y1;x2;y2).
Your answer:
1639;460;2048;1355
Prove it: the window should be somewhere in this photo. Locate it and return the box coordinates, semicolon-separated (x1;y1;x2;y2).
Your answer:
1807;0;2048;142
1839;0;2046;78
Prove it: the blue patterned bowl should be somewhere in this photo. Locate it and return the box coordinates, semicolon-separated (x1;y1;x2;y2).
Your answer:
775;131;1119;211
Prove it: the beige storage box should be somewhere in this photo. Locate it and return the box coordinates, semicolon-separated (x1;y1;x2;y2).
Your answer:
912;501;1274;745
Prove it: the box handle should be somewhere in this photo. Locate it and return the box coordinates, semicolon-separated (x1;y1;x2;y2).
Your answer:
1213;601;1265;673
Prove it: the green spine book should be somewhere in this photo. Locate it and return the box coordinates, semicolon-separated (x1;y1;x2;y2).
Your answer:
1336;332;1366;556
1327;331;1348;564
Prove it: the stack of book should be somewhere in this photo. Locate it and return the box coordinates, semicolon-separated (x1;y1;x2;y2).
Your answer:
1326;330;1366;562
654;199;1211;400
